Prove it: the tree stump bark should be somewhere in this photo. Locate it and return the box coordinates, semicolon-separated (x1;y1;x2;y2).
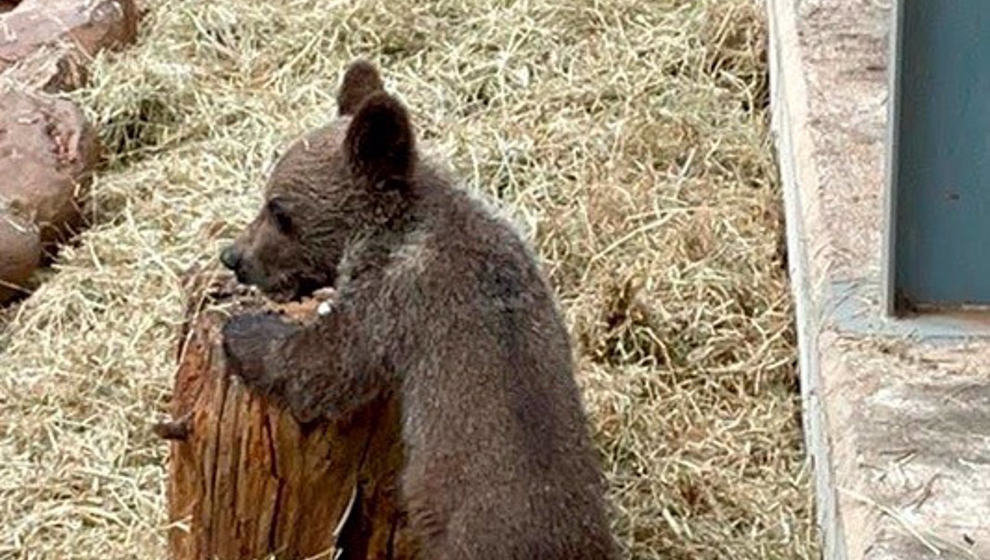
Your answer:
157;271;416;560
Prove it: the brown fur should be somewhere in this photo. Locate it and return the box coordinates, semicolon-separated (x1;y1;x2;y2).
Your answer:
336;59;385;117
220;60;618;559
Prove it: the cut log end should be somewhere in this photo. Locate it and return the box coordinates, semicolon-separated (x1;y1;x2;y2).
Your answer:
163;270;415;560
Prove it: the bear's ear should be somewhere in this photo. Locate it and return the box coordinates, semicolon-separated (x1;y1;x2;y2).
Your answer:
344;92;415;189
337;60;384;116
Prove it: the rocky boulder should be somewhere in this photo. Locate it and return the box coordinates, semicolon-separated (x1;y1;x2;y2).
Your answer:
0;89;103;247
0;0;137;304
0;0;138;91
0;209;41;303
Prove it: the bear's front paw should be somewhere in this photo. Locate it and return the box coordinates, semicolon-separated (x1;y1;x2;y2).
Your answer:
221;312;297;394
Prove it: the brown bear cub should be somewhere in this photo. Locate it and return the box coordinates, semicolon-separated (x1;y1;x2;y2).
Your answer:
220;60;617;559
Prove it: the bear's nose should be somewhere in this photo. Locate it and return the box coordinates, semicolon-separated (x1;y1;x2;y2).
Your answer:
220;245;241;271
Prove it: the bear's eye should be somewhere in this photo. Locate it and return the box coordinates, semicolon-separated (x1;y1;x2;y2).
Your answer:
266;198;293;234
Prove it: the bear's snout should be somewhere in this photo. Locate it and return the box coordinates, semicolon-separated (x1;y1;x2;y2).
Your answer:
220;245;241;272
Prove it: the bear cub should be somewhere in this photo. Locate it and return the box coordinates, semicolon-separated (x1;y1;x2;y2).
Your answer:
220;60;617;559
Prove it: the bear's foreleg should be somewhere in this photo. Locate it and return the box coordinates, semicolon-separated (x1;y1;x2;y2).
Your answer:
222;311;382;424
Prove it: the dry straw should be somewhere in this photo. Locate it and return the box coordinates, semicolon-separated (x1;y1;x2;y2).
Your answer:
0;0;818;558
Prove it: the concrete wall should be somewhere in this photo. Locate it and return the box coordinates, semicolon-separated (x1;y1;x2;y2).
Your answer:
768;1;990;558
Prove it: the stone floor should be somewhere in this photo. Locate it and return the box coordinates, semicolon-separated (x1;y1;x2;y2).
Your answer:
769;0;990;558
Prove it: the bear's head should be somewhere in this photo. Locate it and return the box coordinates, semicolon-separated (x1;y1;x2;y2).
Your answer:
220;60;415;301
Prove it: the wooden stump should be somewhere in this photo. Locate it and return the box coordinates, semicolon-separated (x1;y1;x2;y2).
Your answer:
157;272;416;560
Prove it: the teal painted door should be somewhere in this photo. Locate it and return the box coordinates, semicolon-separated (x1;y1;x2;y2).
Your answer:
889;1;990;307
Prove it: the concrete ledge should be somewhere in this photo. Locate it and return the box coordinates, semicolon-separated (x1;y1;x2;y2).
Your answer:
768;0;990;558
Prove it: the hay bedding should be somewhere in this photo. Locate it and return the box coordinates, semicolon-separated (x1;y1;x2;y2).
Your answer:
0;0;819;558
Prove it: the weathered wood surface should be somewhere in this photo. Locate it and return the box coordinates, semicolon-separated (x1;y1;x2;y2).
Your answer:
159;272;415;560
